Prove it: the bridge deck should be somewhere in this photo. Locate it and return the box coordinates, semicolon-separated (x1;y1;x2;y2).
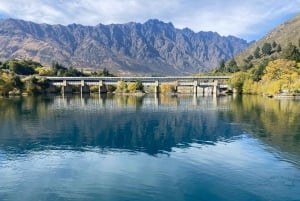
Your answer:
46;76;231;82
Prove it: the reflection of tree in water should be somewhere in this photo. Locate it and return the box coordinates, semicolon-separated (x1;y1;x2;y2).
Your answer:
0;95;240;155
226;95;300;158
5;94;300;157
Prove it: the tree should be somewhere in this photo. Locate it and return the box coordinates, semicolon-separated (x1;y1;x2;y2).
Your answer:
0;71;25;96
218;59;225;71
262;42;272;55
51;62;86;76
229;72;249;94
261;80;283;96
12;76;23;89
64;67;85;76
35;67;54;76
52;62;66;70
272;41;277;48
251;59;268;81
106;85;116;92
127;83;137;92
0;73;14;95
23;76;50;95
277;44;282;52
226;58;239;73
254;47;261;58
243;78;259;94
282;42;300;62
102;68;109;76
243;55;253;64
247;55;254;61
241;62;253;72
8;60;35;75
261;59;299;94
135;80;143;91
159;83;175;93
116;81;128;93
91;68;114;77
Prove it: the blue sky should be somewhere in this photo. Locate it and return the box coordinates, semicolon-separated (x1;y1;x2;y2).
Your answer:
0;0;299;41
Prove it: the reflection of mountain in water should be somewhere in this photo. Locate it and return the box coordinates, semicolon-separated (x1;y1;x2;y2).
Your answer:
0;95;240;155
1;95;300;158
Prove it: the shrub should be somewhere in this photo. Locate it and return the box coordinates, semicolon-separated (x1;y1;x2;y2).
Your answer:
159;83;176;93
116;81;128;93
127;82;137;92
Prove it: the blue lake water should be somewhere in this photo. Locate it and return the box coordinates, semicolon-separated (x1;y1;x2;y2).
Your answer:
0;94;300;201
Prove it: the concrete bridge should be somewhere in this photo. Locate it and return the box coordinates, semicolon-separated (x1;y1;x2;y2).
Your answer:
46;76;231;95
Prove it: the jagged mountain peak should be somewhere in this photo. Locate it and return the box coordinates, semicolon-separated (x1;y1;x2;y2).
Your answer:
0;18;250;75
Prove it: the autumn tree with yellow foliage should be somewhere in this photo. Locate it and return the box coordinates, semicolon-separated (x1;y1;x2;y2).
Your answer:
260;59;300;95
0;72;22;96
235;59;300;96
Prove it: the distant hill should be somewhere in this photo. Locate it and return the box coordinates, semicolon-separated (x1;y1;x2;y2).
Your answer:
235;13;300;66
0;18;249;75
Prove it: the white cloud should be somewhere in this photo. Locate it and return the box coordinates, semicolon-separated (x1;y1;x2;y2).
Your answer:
0;0;299;40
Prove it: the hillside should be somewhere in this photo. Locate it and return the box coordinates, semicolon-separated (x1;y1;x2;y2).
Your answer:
214;13;300;96
0;18;249;76
235;13;300;66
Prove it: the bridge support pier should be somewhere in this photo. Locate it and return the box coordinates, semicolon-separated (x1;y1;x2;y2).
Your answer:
198;87;204;96
154;80;159;94
61;80;66;95
99;80;103;93
213;80;219;96
80;80;84;96
174;81;178;92
61;80;73;95
193;80;198;95
80;80;90;95
99;80;102;94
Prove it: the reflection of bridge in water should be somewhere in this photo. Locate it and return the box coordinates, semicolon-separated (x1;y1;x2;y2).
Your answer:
51;94;231;112
46;76;231;96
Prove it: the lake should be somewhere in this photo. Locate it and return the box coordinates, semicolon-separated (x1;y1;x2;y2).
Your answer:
0;94;300;201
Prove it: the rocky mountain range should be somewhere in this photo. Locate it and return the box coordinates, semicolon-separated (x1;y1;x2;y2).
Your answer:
0;18;250;75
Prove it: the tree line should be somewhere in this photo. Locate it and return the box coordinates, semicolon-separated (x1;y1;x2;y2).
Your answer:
0;60;114;96
214;40;300;96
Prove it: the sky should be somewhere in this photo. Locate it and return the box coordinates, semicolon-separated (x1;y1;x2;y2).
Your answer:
0;0;299;41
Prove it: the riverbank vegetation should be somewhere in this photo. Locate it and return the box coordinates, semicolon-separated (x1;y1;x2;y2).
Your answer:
0;60;114;96
159;83;176;94
213;41;300;97
114;80;144;93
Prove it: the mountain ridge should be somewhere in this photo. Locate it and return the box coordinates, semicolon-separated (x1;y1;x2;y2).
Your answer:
235;13;300;66
0;18;250;75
